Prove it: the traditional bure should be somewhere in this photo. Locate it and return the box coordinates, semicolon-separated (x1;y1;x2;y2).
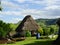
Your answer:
15;15;40;37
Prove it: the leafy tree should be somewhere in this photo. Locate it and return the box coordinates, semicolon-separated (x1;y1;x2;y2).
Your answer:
0;20;11;38
43;27;50;36
49;25;59;35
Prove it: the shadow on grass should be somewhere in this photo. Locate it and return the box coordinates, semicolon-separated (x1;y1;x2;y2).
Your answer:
24;40;53;45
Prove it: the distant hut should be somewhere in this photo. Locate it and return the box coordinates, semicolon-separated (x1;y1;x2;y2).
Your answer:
15;15;40;37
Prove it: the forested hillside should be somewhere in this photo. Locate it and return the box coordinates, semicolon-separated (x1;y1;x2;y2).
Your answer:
36;18;58;25
35;18;58;35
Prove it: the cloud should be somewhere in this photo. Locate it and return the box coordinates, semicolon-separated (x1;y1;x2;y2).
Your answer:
45;5;60;10
1;0;60;23
0;7;60;18
0;11;22;15
9;18;22;23
2;1;18;7
14;0;26;3
0;9;44;16
2;0;22;11
30;0;60;6
14;0;33;3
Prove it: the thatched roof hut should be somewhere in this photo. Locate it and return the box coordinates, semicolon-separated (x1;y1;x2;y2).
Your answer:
15;15;40;32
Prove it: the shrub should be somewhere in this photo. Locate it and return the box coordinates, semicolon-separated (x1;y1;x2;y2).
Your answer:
25;30;31;37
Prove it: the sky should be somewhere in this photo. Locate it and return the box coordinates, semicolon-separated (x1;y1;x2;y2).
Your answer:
0;0;60;23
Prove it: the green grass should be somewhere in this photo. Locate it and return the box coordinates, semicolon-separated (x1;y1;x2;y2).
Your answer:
0;37;55;45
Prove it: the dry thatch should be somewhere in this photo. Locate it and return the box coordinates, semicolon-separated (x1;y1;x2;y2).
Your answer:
15;15;40;32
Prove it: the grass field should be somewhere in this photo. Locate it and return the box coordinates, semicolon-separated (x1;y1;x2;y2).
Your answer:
0;37;55;45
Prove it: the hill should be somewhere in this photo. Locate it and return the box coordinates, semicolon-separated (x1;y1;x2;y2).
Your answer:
36;18;58;25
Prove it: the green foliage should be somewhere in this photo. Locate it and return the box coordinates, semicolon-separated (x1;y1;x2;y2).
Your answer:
36;19;57;25
45;27;50;35
25;30;31;37
36;19;59;36
9;23;18;30
38;27;43;35
0;27;3;37
0;20;11;38
49;25;58;34
50;28;54;35
43;25;58;36
43;27;50;36
37;19;58;36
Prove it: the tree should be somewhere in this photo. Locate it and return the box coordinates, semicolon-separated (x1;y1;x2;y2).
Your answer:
42;26;50;36
50;28;54;35
50;25;58;35
0;20;11;38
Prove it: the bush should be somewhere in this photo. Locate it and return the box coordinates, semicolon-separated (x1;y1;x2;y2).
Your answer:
25;30;31;37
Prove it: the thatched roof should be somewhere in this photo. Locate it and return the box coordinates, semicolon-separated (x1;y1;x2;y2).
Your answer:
15;15;40;32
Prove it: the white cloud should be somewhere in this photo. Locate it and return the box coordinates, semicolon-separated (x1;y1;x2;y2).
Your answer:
14;0;26;3
9;18;21;23
2;0;22;11
1;7;60;18
1;0;60;23
44;5;60;10
45;0;57;6
0;11;22;16
21;9;42;15
2;1;18;7
14;0;33;3
0;9;41;15
30;0;60;6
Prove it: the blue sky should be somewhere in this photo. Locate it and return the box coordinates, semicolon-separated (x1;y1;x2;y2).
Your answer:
0;0;60;23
